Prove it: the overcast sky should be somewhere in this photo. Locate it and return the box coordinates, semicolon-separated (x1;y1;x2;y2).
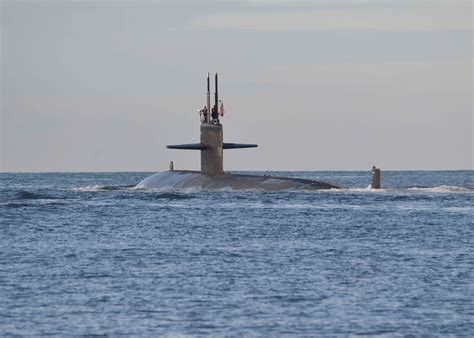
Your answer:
1;0;472;172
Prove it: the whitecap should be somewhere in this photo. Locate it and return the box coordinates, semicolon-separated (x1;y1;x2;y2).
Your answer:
71;185;107;192
407;185;470;193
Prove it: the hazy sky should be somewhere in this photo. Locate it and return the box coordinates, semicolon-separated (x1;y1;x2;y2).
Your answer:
1;0;472;172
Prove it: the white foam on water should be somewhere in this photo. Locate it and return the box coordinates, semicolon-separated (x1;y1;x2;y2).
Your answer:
132;185;204;193
136;185;173;192
133;183;146;190
327;187;389;193
71;185;138;192
71;185;107;192
325;185;470;194
407;185;470;193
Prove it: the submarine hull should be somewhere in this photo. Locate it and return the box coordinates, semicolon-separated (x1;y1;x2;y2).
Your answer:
137;171;340;191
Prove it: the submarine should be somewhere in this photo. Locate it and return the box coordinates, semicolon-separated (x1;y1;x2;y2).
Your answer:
137;73;341;191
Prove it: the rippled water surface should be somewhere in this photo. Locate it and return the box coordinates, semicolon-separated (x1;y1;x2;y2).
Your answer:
1;171;473;336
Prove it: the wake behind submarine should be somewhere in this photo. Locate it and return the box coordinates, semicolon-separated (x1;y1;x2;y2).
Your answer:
137;73;342;191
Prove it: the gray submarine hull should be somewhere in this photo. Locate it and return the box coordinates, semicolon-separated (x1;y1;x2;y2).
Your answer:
142;74;343;192
137;170;340;191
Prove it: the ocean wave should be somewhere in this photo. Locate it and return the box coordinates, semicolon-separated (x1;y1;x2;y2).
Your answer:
407;185;470;193
0;202;32;208
71;185;108;192
0;198;66;208
71;185;134;192
10;191;56;200
133;185;199;193
134;192;195;200
326;185;471;194
340;186;387;193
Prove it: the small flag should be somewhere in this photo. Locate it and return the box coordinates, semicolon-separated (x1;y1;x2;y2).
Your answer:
220;102;225;117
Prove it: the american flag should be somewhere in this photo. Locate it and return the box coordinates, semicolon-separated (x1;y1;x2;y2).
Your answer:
219;102;225;117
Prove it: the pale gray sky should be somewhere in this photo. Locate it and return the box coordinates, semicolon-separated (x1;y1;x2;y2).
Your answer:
1;0;472;172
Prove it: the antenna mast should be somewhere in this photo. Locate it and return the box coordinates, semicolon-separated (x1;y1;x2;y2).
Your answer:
206;73;210;123
215;73;219;124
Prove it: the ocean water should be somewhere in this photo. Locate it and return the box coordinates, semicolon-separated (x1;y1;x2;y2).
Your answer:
1;171;473;336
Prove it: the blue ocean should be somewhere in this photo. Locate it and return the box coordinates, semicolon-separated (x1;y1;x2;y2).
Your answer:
1;171;472;336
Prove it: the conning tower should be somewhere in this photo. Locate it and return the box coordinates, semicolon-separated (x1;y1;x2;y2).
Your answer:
167;73;257;175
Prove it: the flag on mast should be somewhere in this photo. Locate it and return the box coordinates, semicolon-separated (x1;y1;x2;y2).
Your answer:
219;102;225;117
